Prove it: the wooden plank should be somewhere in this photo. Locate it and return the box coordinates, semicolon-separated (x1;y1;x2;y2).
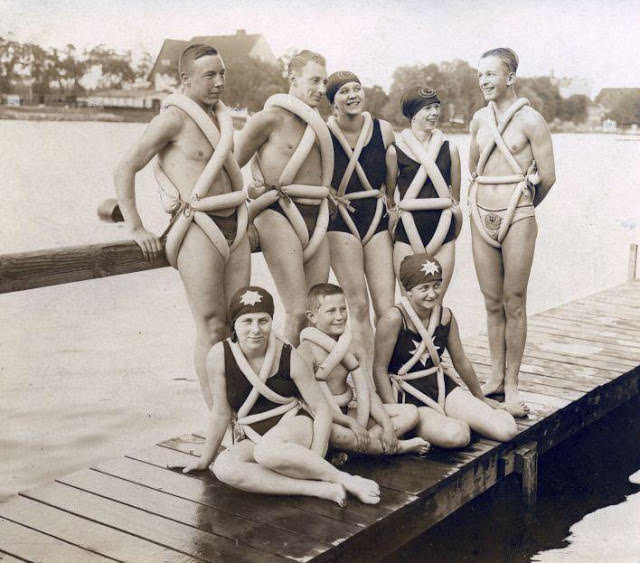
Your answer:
0;517;115;563
59;468;330;562
550;302;640;330
0;495;196;562
537;310;640;343
0;553;25;563
472;362;596;393
21;482;284;562
586;294;640;310
527;317;640;355
0;240;167;294
148;442;420;527
96;454;364;545
576;296;640;317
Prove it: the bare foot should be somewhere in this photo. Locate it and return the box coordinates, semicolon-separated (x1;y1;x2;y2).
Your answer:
481;376;504;397
504;388;530;418
398;437;431;456
329;451;349;467
340;474;381;504
322;483;347;507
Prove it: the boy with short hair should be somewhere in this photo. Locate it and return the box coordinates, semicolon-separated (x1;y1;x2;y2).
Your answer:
297;283;430;455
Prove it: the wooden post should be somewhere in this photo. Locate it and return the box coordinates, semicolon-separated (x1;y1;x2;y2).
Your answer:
628;243;638;282
515;442;538;506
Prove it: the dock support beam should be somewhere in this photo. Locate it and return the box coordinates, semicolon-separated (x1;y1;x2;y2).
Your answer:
629;243;638;282
500;441;538;506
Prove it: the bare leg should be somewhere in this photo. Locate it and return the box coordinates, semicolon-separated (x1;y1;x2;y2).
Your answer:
470;221;507;398
224;234;251;309
213;439;347;505
328;231;374;367
444;388;518;442
500;217;537;417
433;240;456;298
256;210;328;346
363;231;396;321
253;416;380;504
392;241;413;283
178;224;241;408
414;406;471;449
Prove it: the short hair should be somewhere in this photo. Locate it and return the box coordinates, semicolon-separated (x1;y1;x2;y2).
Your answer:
178;44;219;77
288;50;326;76
307;283;343;312
481;48;519;74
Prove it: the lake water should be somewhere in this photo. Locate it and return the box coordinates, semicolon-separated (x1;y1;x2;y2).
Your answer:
1;120;639;560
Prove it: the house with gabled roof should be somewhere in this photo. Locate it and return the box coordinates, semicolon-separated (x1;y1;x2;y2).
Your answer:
149;29;277;92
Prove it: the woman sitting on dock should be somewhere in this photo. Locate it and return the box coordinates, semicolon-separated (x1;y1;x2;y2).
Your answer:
387;87;463;294
373;253;518;448
180;285;381;506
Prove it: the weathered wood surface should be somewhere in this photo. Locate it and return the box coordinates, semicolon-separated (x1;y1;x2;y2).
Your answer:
0;240;167;294
1;281;638;561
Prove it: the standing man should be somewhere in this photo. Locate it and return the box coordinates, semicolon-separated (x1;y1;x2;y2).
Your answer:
114;45;250;408
235;50;333;346
468;48;555;416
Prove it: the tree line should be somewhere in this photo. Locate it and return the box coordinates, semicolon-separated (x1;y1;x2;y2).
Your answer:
3;36;635;127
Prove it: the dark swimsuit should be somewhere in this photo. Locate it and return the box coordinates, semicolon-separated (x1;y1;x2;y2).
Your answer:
265;201;319;237
394;140;456;246
168;209;238;246
388;306;458;405
328;118;389;238
223;340;310;436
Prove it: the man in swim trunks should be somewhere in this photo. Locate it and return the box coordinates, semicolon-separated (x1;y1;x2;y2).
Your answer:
297;283;430;456
469;48;556;416
235;50;331;346
114;45;250;408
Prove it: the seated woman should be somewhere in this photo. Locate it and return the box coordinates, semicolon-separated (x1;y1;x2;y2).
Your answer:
373;254;518;448
324;71;396;366
387;86;463;295
181;285;381;506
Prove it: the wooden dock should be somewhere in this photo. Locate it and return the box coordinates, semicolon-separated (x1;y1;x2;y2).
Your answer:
1;280;639;562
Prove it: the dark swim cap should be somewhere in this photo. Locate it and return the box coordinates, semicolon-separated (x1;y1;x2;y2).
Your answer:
326;70;361;104
399;252;443;291
228;286;275;329
401;86;440;119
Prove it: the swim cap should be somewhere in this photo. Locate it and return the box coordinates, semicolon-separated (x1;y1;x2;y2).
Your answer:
326;71;361;104
228;286;275;329
401;86;440;120
399;252;443;291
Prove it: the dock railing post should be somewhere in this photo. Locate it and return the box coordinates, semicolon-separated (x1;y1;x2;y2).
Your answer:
628;243;638;282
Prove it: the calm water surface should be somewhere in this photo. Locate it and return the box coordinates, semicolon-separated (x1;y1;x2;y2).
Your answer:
1;121;639;560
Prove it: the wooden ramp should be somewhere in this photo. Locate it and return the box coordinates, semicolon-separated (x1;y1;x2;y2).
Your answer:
2;281;639;562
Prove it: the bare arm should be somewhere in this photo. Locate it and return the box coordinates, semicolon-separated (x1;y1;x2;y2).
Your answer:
385;144;398;204
113;108;182;261
234;109;278;168
373;308;402;404
468;113;481;175
449;142;461;201
290;348;333;458
526;111;556;206
445;310;484;400
181;344;232;472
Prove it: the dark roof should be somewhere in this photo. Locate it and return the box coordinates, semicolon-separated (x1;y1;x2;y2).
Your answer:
148;31;273;82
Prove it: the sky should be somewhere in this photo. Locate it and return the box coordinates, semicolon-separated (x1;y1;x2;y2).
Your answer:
2;0;640;95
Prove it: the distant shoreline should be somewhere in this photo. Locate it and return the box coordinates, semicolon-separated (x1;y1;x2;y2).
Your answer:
1;105;637;135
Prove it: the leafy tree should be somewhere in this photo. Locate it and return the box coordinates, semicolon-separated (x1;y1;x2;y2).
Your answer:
557;94;589;124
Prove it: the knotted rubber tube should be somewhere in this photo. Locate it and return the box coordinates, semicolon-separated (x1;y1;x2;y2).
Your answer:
155;93;248;267
468;98;537;249
299;327;370;426
228;332;303;444
388;298;446;414
327;112;385;245
249;94;333;263
394;128;461;255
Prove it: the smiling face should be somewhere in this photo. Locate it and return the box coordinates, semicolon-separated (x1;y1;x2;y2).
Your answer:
234;312;272;353
407;280;443;311
333;81;365;117
411;102;441;133
477;55;513;101
182;54;226;108
290;61;328;107
308;293;348;337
